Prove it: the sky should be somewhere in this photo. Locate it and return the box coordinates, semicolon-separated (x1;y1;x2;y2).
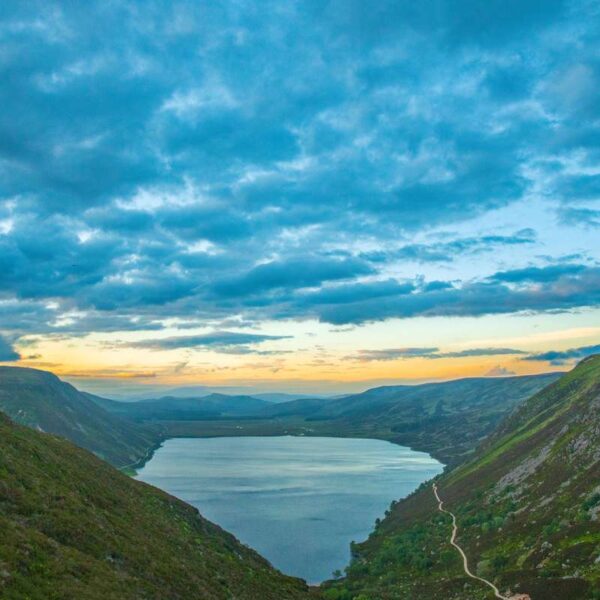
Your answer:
0;0;599;395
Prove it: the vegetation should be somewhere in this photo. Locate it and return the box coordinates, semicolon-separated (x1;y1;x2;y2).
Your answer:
0;367;163;469
91;393;271;421
0;412;312;599
3;362;596;599
323;356;600;599
161;373;560;466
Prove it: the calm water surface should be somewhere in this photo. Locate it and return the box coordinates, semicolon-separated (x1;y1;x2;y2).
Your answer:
136;436;442;583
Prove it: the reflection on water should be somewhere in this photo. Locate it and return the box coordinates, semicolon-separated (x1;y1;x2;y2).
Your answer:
136;436;442;583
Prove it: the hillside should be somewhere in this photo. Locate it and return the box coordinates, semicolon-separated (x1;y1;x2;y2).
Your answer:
323;356;600;599
0;412;311;600
0;367;162;469
172;374;560;466
92;393;271;421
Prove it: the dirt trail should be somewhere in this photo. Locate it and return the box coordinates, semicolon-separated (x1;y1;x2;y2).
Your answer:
433;484;510;600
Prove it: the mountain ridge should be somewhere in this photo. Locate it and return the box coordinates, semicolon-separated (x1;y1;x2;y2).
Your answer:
0;366;163;469
162;373;561;466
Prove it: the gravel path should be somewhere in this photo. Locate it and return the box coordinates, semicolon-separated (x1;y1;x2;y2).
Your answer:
433;484;509;600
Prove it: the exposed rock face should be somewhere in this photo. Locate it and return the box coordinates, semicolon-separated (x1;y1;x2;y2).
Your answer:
495;442;554;495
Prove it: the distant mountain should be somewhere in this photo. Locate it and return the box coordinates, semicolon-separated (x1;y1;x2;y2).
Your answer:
157;385;266;399
258;373;562;465
146;387;322;403
92;392;272;421
0;367;162;468
87;383;322;402
251;392;319;403
325;356;600;599
0;411;310;599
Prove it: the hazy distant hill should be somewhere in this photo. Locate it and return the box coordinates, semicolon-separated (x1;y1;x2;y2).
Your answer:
0;412;310;599
96;384;316;402
158;387;315;403
324;356;600;599
92;393;272;421
252;392;319;403
0;367;162;468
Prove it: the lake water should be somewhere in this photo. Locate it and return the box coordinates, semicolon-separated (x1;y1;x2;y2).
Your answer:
136;436;442;583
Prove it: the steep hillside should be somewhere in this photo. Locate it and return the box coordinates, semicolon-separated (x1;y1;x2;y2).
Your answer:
0;412;311;600
323;357;600;600
92;393;271;421
0;367;162;468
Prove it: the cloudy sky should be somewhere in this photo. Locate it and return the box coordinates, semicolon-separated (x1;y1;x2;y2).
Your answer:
1;1;599;394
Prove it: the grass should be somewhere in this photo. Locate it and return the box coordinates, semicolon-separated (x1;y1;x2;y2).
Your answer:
0;367;164;469
0;412;312;600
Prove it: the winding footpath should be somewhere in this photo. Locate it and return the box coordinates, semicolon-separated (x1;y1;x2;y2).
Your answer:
433;484;509;600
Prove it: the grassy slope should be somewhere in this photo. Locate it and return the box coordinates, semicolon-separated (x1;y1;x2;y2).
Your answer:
0;367;162;468
163;373;560;466
0;412;311;600
322;356;600;600
313;374;561;466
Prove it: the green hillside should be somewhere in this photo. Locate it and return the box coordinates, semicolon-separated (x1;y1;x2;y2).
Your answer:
0;367;162;468
323;356;600;599
170;373;560;466
0;412;311;600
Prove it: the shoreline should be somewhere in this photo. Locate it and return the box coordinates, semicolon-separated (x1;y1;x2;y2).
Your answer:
119;436;166;473
151;422;454;472
131;432;445;586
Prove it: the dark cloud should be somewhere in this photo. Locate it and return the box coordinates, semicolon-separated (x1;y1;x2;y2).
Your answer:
558;207;600;229
556;174;600;201
85;272;198;310
489;264;587;284
423;280;455;292
0;335;20;362
307;0;566;48
212;256;374;299
310;266;600;324
361;230;536;264
355;347;526;361
125;331;291;351
355;348;440;361
438;348;527;358
522;344;600;365
0;1;597;342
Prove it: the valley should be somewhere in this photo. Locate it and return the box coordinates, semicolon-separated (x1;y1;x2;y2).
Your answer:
99;373;560;467
3;2;598;598
3;1;598;596
1;359;598;599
